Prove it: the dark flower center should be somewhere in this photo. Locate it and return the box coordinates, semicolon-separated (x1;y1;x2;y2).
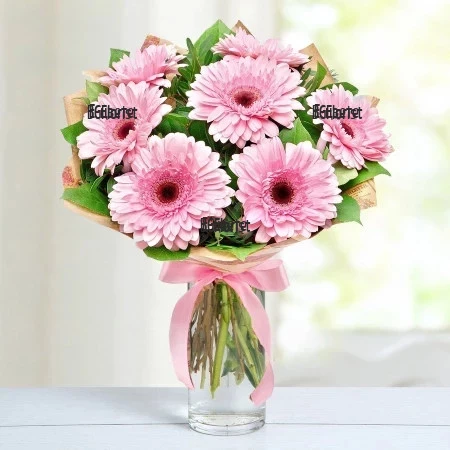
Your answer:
114;120;135;140
232;87;261;108
156;182;179;203
341;122;354;138
271;181;294;204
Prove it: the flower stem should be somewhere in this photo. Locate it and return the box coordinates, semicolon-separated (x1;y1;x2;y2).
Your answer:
229;287;245;384
211;283;230;396
231;293;261;387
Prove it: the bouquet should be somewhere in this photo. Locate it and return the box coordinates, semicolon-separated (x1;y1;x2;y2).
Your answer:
61;20;392;433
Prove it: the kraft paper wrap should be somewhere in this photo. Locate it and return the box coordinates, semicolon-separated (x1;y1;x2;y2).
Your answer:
62;21;378;271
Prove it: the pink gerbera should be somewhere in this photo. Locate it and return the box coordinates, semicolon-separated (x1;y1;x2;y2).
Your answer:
108;133;234;251
213;28;309;68
229;137;341;243
186;56;304;148
77;82;171;176
306;85;391;169
99;45;185;88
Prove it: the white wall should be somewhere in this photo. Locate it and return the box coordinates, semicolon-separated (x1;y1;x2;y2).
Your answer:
2;0;447;389
0;0;277;387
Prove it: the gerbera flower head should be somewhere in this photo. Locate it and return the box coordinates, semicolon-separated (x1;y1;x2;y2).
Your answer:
108;133;234;251
77;81;171;176
99;44;185;88
213;28;309;68
186;56;304;148
229;137;341;243
306;85;391;169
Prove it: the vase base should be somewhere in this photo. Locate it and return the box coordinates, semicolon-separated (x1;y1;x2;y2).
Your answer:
189;413;265;436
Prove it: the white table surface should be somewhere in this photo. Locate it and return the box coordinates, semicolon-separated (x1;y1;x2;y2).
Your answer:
1;387;449;449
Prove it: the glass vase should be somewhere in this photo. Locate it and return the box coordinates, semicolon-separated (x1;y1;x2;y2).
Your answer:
187;281;266;435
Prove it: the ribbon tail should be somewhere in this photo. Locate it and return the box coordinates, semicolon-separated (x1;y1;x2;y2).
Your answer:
252;360;274;406
226;279;274;406
169;275;215;389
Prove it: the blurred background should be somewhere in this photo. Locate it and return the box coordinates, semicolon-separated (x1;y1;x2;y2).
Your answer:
1;0;449;387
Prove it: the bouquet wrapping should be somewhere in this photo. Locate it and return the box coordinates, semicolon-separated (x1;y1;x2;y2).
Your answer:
60;20;391;407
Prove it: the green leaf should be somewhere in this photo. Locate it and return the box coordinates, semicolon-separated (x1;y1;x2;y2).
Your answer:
225;202;243;221
335;194;361;224
279;118;315;146
109;48;130;68
188;120;216;149
222;344;239;377
203;49;221;65
79;159;97;183
320;82;359;95
333;163;358;186
194;20;232;65
172;106;192;117
301;68;312;84
62;183;110;216
295;110;322;143
341;161;391;190
143;246;190;261
306;62;327;95
80;159;87;181
90;175;106;192
178;66;192;80
61;121;87;146
208;243;266;262
225;166;238;191
176;79;190;99
186;38;201;77
86;81;108;103
106;176;116;194
154;113;190;135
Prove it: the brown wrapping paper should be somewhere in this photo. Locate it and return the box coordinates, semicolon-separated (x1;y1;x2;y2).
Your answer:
300;43;335;86
62;21;379;269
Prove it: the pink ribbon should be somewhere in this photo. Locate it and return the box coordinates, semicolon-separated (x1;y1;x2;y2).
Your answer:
159;259;289;405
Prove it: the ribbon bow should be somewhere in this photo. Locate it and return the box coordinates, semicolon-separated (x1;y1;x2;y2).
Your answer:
159;259;289;405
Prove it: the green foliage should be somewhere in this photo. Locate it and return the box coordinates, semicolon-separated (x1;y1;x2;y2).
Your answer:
305;62;327;95
186;38;201;75
188;120;216;149
79;159;97;183
86;81;108;103
222;333;241;379
225;201;243;221
89;175;107;192
279;118;315;146
62;183;110;216
300;68;312;84
106;176;116;194
295;110;322;144
225;166;238;191
333;163;358;186
335;194;361;224
194;20;232;65
341;161;391;190
143;246;190;261
109;48;130;68
208;243;266;261
176;20;231;102
175;21;231;105
61;121;87;146
154;112;190;135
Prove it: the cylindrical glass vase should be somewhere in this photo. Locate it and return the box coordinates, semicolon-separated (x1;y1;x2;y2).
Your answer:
187;281;265;435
